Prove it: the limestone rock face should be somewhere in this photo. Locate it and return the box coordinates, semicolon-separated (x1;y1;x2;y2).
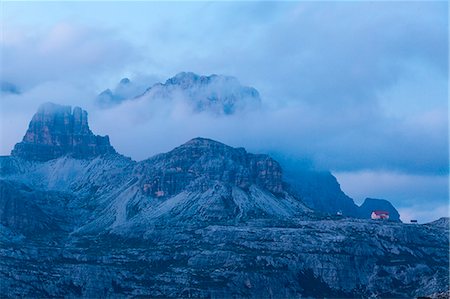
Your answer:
11;103;116;161
0;103;447;298
136;137;283;198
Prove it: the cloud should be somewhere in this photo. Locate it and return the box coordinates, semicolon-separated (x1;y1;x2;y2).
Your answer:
0;22;137;90
87;90;446;174
0;80;98;154
1;2;447;175
0;2;447;220
334;170;448;204
398;204;449;224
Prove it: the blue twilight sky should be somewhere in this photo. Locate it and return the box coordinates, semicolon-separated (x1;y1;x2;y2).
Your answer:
0;1;448;222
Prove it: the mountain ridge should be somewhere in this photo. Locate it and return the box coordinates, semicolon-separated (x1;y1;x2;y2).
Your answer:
96;72;261;115
0;102;447;297
5;102;401;220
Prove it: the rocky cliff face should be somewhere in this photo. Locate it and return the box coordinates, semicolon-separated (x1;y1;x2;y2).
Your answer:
283;168;361;217
137;137;283;198
11;103;116;161
0;103;448;298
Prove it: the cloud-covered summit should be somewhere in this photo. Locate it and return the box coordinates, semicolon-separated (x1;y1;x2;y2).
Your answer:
11;102;116;161
1;1;447;222
97;77;147;108
96;72;261;115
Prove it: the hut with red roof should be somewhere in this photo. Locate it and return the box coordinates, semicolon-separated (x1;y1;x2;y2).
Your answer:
371;210;390;220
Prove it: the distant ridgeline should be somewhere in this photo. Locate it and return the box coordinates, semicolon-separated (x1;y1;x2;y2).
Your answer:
0;102;444;297
96;72;261;115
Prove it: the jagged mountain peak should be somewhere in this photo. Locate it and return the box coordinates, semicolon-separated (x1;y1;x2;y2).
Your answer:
165;71;202;85
136;136;284;199
97;72;261;115
11;102;116;161
164;72;237;88
178;137;239;151
141;72;261;115
119;77;131;85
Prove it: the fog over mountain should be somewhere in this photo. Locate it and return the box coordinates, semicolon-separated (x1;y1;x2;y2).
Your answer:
0;2;447;222
0;2;448;297
0;102;447;297
97;72;261;115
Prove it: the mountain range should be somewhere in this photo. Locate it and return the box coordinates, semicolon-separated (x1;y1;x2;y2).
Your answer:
0;102;448;298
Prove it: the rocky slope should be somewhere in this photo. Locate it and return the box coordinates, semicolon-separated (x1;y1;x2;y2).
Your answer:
0;103;448;298
283;167;361;217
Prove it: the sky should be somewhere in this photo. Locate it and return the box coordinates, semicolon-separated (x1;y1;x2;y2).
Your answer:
0;1;448;223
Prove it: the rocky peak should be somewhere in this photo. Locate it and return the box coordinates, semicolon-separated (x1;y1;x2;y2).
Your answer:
96;72;261;114
119;78;131;85
137;137;283;197
165;72;202;88
175;137;246;156
144;72;261;115
11;102;116;161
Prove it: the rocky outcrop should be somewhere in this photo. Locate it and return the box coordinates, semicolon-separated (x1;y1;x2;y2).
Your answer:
136;137;283;198
425;217;449;229
11;103;116;161
0;217;447;298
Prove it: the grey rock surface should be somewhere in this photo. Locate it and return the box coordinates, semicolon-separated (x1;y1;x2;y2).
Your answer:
11;102;116;161
283;167;360;217
0;103;447;298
